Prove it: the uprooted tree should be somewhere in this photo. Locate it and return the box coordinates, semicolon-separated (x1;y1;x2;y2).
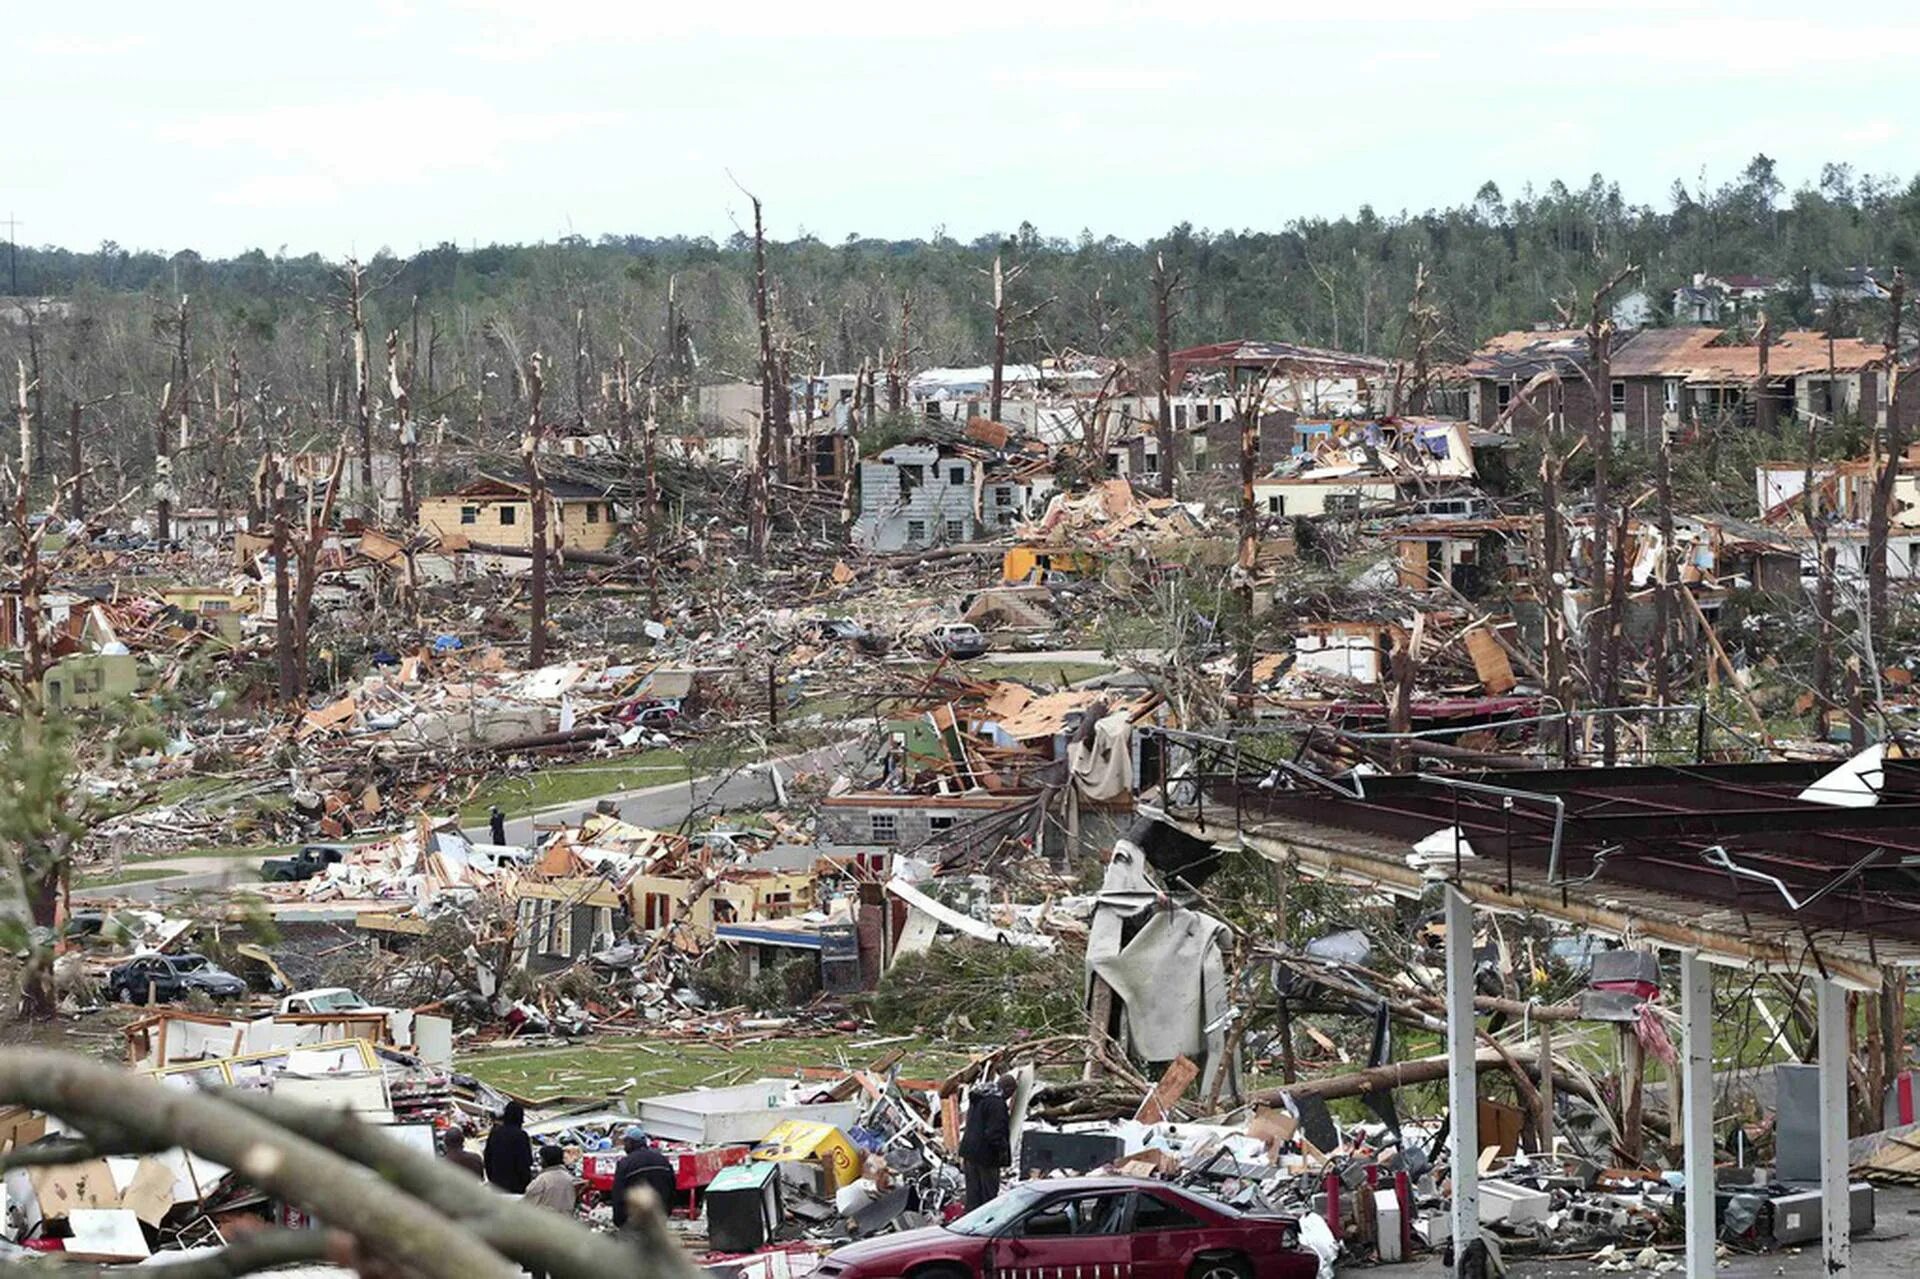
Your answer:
0;1049;694;1279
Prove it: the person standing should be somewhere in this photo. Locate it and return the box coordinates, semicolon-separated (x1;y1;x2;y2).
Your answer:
489;805;508;845
609;1126;676;1229
483;1101;533;1193
524;1145;577;1213
958;1074;1014;1210
522;1146;578;1279
441;1128;485;1178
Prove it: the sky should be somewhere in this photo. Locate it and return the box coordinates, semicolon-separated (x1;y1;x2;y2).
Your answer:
7;0;1919;260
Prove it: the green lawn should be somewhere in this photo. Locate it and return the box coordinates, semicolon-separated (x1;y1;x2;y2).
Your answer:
457;749;695;822
75;867;184;890
460;1032;977;1103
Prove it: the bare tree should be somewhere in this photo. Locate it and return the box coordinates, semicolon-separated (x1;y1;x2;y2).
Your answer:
748;192;773;560
1868;267;1908;658
345;259;374;512
523;353;550;667
985;253;1047;424
1150;252;1184;497
1581;265;1637;709
154;294;191;542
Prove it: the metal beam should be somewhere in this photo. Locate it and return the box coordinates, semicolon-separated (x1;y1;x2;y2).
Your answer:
1679;951;1715;1278
1819;976;1850;1277
1445;886;1479;1256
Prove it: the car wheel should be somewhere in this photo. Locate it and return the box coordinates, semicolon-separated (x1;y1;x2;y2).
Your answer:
1187;1254;1251;1279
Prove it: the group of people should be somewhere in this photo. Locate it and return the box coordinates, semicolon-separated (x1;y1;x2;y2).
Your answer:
443;1101;679;1232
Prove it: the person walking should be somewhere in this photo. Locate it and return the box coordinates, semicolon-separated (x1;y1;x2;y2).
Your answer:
488;805;508;845
609;1126;676;1229
483;1101;533;1193
958;1074;1014;1210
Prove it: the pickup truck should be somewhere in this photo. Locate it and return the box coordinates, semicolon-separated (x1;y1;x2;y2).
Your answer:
261;844;349;883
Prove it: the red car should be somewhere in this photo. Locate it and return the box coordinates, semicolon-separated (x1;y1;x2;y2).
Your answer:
815;1176;1317;1279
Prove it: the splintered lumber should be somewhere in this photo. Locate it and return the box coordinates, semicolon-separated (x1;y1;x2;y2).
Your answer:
1133;1055;1199;1124
1465;625;1517;695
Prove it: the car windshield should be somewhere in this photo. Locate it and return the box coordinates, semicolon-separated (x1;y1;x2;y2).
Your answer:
173;956;209;972
307;991;366;1010
948;1184;1050;1237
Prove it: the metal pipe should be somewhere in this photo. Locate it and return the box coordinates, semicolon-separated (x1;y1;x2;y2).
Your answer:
1415;772;1567;884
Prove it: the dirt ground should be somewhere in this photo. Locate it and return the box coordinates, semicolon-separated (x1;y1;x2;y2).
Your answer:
1397;1184;1920;1276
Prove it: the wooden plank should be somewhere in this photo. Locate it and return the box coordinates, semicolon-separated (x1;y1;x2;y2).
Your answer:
1133;1054;1200;1125
1466;626;1518;695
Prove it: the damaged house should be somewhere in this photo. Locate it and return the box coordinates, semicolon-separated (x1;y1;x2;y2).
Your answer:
418;476;620;554
852;438;1049;552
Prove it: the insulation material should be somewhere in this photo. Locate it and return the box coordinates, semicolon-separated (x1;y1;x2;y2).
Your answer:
1066;711;1134;801
1086;836;1238;1098
1464;627;1516;696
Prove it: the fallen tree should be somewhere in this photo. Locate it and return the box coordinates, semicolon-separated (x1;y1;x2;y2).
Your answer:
0;1049;695;1279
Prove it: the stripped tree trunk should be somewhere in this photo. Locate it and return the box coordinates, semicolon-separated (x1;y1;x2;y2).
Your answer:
67;400;83;520
1151;252;1180;498
1869;268;1907;658
1653;421;1677;705
347;260;374;512
524;354;549;668
749;194;773;561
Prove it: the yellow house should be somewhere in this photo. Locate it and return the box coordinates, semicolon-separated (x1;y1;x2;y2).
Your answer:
419;477;620;553
626;869;817;938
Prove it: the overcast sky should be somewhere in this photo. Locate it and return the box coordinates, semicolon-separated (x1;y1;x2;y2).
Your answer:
7;0;1916;259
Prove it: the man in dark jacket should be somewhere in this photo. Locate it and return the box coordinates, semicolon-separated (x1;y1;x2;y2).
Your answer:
483;1101;533;1193
442;1128;485;1178
958;1074;1014;1210
610;1126;676;1228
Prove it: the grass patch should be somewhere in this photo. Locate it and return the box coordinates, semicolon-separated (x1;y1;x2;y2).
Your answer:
131;843;298;866
458;749;695;822
459;1032;977;1103
75;867;184;890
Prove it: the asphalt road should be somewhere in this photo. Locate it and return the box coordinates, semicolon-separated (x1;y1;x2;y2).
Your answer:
77;738;871;905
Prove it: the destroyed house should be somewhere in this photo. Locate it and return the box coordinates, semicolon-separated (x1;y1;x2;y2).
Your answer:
1610;326;1906;440
418;476;619;552
852;441;1038;552
1464;328;1596;433
1251;417;1483;519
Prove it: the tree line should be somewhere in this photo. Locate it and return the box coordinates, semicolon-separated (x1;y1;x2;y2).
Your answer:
4;155;1920;507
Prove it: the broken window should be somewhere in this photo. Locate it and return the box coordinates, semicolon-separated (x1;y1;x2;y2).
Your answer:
929;814;956;833
712;899;738;924
1495;383;1514;411
993;487;1012;505
586;503;600;524
925;401;941;420
945;518;966;541
500;506;518;526
642;893;672;930
1267;495;1285;516
460;505;479;525
1174;404;1188;428
1325;493;1360;515
1133;1194;1203;1232
815;439;837;477
870;813;897;844
948;465;966;486
1663;379;1680;411
906;519;926;542
1143;452;1161;474
1610;380;1626;409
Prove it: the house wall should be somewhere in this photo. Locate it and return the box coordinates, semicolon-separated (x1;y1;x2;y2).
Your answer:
851;446;1032;551
1472;375;1593;435
419;495;618;551
43;653;138;710
1252;478;1399;518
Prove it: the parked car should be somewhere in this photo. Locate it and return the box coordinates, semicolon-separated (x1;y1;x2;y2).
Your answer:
921;622;990;660
261;844;349;883
108;953;248;1005
816;1177;1314;1279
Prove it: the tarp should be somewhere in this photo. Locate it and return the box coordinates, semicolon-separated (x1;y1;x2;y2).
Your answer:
1067;710;1135;801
